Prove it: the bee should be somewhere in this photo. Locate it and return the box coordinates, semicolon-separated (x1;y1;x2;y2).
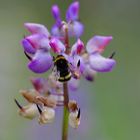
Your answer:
53;55;71;82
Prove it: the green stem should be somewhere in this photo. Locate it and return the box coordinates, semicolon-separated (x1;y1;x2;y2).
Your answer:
62;82;69;140
62;106;69;140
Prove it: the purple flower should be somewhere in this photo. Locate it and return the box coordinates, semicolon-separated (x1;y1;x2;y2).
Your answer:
51;1;84;38
86;35;116;73
21;2;84;74
24;23;50;36
21;24;53;73
22;31;116;81
27;49;53;73
66;35;116;82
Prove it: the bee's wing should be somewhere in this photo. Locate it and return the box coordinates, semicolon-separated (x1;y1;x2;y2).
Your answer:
52;66;60;81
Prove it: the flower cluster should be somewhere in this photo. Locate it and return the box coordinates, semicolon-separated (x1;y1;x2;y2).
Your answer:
15;1;116;130
15;75;80;128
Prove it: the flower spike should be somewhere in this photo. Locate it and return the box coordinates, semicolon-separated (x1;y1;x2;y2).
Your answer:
18;0;116;135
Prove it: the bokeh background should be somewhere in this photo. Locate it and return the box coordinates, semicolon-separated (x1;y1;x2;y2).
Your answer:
0;0;140;140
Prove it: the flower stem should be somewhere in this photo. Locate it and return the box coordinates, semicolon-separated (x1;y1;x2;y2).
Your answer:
62;24;70;140
62;105;69;140
62;82;69;140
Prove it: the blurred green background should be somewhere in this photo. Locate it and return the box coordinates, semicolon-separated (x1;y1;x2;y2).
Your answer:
0;0;140;140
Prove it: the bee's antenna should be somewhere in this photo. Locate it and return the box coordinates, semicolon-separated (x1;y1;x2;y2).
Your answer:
24;51;32;60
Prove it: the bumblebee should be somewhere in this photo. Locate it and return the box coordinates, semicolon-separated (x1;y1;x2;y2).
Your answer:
53;55;71;82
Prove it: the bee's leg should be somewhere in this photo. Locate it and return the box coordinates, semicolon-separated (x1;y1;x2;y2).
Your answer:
55;71;60;81
53;56;55;61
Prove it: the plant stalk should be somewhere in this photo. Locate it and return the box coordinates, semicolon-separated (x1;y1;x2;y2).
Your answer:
62;82;69;140
62;25;70;140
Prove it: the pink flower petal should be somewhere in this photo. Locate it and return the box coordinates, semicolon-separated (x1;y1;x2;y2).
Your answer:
28;49;53;73
24;23;50;36
68;78;80;91
82;64;96;81
21;39;36;54
68;21;84;38
86;35;113;54
49;38;65;53
89;53;116;72
26;34;50;50
30;77;48;94
51;24;61;37
71;39;84;56
68;55;85;75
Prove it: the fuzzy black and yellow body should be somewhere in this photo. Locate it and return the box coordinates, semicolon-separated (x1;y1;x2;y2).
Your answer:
54;55;71;82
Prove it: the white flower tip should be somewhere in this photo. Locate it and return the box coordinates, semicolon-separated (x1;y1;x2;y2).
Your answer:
18;104;38;120
38;107;55;124
69;109;81;128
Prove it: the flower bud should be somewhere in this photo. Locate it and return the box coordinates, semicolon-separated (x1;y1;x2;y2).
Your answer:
18;103;38;120
38;107;55;124
51;5;61;26
69;109;80;128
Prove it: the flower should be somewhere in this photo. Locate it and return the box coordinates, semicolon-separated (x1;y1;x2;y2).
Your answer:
86;35;116;72
69;108;81;129
15;99;38;120
37;105;55;124
51;1;84;38
68;100;80;128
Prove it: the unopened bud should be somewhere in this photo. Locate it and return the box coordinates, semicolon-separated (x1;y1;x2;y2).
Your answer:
69;109;81;128
38;107;55;124
18;103;38;120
